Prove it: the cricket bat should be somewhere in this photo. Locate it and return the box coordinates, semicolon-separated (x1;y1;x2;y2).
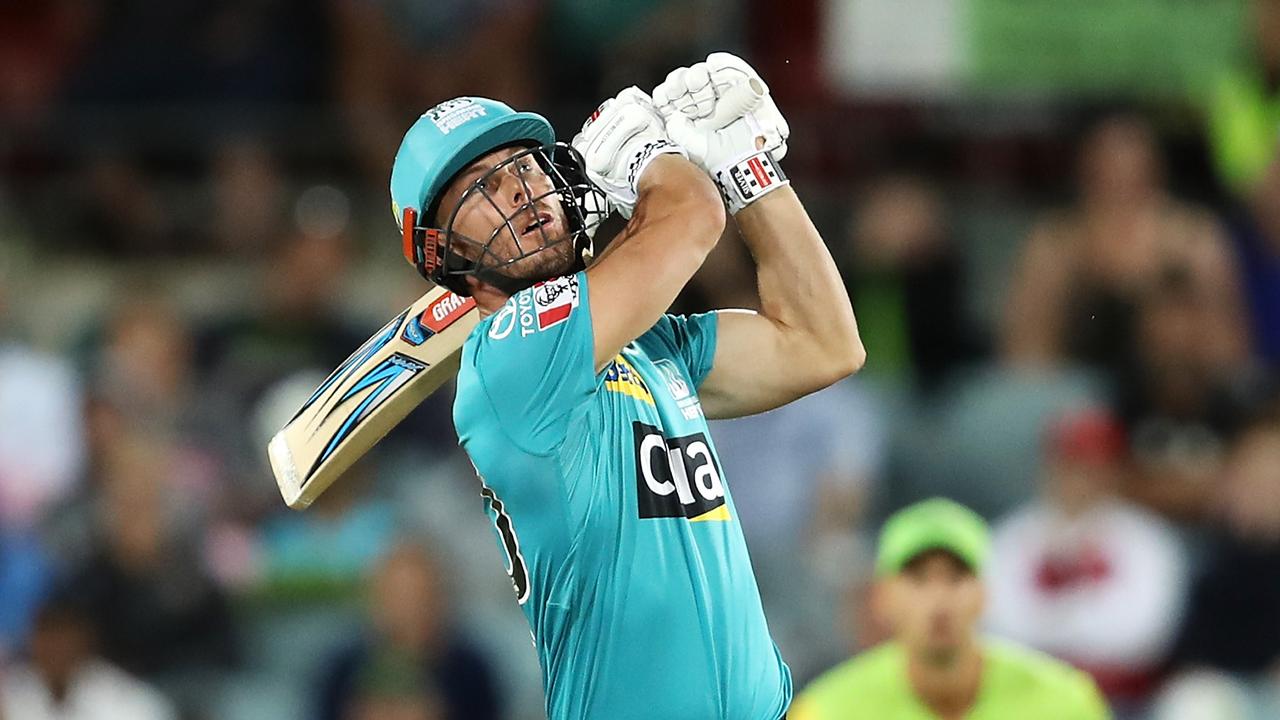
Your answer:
268;286;478;509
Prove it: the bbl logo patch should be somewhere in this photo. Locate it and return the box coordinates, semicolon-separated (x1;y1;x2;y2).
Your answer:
633;422;728;521
653;359;702;419
604;356;653;404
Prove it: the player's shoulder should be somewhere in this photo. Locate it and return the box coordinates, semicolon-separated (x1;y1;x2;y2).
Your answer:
983;638;1105;705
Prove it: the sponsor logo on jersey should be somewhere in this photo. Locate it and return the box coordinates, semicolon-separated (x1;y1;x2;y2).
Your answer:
421;292;475;333
426;98;486;135
604;355;653;404
490;286;539;340
487;276;578;341
532;275;579;330
654;359;702;419
488;303;518;340
633;422;728;521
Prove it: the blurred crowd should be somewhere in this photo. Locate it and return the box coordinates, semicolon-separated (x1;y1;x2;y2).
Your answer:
2;1;1280;719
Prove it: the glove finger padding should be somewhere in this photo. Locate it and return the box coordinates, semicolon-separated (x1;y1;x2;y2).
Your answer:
655;64;717;121
652;52;791;214
581;104;652;174
571;86;685;218
663;112;707;165
703;78;766;131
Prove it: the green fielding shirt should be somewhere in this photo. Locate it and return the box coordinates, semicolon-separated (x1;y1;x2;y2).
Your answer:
790;640;1109;720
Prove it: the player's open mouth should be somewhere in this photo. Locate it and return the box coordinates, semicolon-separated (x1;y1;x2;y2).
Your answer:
522;212;554;236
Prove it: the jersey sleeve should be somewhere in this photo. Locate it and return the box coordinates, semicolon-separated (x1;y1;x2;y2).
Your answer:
642;311;719;388
471;272;596;454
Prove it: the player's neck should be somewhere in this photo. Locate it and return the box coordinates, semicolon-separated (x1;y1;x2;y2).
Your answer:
469;282;511;318
907;638;984;719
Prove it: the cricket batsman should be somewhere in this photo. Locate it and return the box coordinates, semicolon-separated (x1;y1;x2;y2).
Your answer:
389;53;864;719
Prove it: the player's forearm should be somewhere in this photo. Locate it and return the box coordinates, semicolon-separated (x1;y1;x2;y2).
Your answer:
629;154;726;252
734;187;864;377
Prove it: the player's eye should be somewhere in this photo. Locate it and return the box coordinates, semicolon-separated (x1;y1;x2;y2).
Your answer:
516;160;535;175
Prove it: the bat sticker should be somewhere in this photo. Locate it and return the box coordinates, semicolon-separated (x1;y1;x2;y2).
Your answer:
292;310;409;424
304;353;428;484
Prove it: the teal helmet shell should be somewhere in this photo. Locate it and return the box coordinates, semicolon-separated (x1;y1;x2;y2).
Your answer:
389;97;555;230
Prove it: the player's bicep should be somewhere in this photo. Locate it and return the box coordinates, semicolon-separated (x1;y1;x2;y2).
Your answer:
586;210;719;372
699;309;822;419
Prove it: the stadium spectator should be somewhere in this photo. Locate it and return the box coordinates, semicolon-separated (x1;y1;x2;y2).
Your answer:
0;596;177;720
0;339;85;531
1204;1;1280;365
543;0;741;110
198;230;364;393
0;528;53;663
1174;401;1280;675
1116;269;1266;520
317;539;501;720
330;0;544;184
59;435;236;695
197;229;368;504
984;407;1188;706
791;498;1109;720
0;1;95;132
845;174;982;389
1002;115;1249;379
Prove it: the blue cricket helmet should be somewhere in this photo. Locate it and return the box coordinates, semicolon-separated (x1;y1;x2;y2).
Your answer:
390;97;554;231
391;97;608;297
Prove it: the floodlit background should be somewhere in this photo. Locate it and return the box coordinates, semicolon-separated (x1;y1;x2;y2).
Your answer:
2;0;1279;718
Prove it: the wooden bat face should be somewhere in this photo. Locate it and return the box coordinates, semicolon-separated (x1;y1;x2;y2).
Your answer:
268;286;478;509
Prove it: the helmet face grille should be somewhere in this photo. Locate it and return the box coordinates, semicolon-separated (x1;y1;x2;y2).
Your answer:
403;142;608;296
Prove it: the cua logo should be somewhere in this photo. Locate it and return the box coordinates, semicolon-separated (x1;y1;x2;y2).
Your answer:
632;422;726;520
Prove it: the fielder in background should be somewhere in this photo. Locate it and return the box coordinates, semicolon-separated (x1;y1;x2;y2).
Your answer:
389;52;863;720
791;499;1110;720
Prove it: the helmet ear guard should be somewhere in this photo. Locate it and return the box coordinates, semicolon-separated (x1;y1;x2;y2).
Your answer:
401;206;476;297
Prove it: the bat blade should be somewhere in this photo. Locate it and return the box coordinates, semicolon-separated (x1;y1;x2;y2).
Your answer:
268;286;479;509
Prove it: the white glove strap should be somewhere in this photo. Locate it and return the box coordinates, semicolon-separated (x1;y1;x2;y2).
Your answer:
627;139;686;194
713;150;789;214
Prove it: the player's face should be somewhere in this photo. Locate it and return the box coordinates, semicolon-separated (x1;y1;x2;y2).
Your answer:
877;551;984;664
436;146;575;286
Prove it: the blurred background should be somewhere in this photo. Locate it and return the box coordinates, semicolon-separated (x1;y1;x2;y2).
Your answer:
1;0;1279;718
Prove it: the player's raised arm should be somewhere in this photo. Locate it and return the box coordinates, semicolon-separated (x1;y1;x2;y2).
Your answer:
653;54;864;419
571;88;726;372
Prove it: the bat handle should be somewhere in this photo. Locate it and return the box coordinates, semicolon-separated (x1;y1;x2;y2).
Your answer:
708;78;766;130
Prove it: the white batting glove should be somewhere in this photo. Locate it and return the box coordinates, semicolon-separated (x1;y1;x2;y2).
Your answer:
571;86;686;218
653;53;790;213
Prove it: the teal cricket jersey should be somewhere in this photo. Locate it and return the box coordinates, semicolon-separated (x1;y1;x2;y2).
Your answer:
453;271;792;720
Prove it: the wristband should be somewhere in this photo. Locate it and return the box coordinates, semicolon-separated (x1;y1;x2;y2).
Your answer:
713;151;789;214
